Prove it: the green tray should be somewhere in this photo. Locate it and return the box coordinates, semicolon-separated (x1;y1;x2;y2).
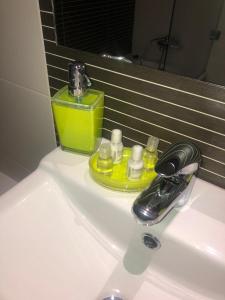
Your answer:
89;147;157;192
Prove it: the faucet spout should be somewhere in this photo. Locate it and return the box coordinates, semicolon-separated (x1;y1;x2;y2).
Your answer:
132;142;201;225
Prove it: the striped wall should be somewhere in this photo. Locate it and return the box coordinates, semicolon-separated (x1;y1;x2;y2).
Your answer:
39;0;225;189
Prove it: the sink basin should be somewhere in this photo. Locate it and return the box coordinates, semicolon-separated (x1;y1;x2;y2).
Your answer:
0;148;224;300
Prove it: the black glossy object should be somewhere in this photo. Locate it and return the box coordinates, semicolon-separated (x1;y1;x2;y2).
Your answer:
133;141;201;224
155;141;201;177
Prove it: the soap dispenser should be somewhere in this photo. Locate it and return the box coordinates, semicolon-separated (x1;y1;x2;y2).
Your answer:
51;61;104;154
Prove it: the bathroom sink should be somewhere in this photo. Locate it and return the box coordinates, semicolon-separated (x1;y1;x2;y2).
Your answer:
0;148;224;300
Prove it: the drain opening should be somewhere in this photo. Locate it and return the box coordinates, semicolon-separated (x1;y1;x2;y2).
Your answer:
142;233;161;249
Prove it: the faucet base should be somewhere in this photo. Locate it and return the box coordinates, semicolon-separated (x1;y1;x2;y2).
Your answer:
132;174;196;226
175;176;196;208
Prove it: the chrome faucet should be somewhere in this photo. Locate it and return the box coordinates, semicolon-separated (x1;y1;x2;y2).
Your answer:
132;142;201;225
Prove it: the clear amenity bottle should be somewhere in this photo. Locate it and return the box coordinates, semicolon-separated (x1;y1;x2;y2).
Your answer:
111;129;123;163
127;145;144;179
97;143;113;175
144;135;159;171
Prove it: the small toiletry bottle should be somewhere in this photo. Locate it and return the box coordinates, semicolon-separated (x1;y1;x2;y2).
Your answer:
51;61;104;154
144;136;159;171
97;143;113;175
111;129;123;163
127;145;144;179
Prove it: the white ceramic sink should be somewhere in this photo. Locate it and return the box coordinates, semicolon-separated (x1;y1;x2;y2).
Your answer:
0;148;225;300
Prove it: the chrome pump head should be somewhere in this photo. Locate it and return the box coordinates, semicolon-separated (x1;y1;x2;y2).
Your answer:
68;61;91;99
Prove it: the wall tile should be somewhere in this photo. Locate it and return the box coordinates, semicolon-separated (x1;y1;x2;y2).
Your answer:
0;79;56;172
0;0;50;95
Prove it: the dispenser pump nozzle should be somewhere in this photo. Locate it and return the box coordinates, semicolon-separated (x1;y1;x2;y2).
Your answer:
68;61;91;99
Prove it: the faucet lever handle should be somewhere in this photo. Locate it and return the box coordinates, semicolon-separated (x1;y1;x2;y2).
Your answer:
155;142;201;177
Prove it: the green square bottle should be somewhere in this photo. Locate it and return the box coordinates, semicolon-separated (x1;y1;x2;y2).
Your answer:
51;62;104;154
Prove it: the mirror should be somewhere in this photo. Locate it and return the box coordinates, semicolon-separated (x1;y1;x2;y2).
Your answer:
53;0;225;86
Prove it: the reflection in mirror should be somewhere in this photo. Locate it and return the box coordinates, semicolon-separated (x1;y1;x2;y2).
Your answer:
53;0;225;86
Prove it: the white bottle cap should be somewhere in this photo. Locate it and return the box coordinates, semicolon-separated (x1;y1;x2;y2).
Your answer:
111;129;122;144
146;136;159;152
131;145;143;161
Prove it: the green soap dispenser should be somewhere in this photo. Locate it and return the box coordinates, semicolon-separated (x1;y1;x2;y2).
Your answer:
51;61;104;154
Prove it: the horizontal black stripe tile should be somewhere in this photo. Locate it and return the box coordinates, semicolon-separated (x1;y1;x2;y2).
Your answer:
92;80;225;135
102;128;225;187
49;90;225;178
201;159;225;178
47;64;225;149
89;67;225;121
49;77;225;166
41;11;55;27
42;27;55;41
44;44;225;120
46;65;225;146
39;0;53;12
198;169;225;190
48;84;225;185
103;118;170;152
44;41;225;104
103;119;225;177
104;96;225;149
48;77;225;162
46;52;70;67
48;77;65;90
47;65;68;81
103;107;225;163
50;87;58;97
47;55;225;138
